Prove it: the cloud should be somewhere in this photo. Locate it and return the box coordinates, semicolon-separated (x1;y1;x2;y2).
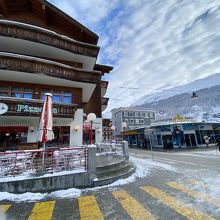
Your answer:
49;0;220;118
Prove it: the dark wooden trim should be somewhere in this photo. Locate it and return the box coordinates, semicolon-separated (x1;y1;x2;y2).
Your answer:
0;55;101;84
0;21;100;58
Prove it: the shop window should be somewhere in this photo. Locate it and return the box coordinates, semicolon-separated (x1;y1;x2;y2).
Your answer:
0;86;9;97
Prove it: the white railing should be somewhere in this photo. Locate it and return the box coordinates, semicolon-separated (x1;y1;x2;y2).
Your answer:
0;147;87;177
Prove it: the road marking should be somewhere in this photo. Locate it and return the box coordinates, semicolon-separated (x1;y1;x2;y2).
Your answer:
112;190;156;220
0;205;11;213
141;186;214;220
166;181;220;207
28;201;55;220
187;178;210;190
78;195;104;220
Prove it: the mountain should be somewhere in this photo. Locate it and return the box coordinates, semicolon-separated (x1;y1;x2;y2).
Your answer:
134;73;220;122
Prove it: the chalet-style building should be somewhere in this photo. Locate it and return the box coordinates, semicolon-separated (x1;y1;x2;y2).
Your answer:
0;0;112;150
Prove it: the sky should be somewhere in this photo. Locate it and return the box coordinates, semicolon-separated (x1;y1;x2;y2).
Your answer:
49;0;220;117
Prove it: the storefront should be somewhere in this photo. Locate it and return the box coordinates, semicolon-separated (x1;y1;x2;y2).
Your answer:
150;121;220;149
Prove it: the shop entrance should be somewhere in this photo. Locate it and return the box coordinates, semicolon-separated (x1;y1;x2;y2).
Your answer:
162;135;173;149
49;126;70;148
184;134;196;147
0;127;28;151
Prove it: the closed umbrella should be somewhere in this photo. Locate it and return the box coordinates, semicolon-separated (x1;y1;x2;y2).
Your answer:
37;93;54;150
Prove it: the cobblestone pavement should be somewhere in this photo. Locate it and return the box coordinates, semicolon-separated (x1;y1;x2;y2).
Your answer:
1;149;220;220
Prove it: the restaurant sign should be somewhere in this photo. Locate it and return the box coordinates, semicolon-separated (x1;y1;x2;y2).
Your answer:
17;104;58;114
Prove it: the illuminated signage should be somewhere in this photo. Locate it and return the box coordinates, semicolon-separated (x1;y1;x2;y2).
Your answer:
16;104;58;114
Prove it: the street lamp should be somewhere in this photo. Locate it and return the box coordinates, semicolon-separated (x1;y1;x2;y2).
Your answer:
121;122;127;140
87;113;96;144
111;125;115;141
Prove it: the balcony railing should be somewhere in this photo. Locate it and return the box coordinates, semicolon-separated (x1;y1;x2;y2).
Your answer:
0;54;101;83
101;97;109;106
0;97;78;118
101;80;109;89
0;20;99;58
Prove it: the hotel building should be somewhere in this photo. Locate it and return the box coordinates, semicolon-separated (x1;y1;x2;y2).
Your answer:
0;0;112;150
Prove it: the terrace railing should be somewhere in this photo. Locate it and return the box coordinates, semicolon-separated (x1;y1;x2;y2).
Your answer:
0;147;87;177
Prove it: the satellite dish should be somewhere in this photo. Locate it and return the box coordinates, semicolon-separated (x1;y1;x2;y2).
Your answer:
0;103;8;115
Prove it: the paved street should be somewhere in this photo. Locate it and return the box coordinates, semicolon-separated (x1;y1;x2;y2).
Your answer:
1;148;220;220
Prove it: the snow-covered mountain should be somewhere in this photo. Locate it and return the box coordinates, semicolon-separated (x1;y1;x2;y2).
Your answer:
134;73;220;122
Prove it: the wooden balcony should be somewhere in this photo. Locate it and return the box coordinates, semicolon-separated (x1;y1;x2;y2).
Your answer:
101;97;109;106
0;54;101;84
101;81;109;89
0;97;78;118
0;20;99;58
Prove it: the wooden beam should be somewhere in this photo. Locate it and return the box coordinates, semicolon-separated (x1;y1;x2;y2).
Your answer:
0;0;9;17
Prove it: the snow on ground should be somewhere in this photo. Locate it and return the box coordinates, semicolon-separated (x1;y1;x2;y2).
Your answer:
194;150;220;156
0;157;177;202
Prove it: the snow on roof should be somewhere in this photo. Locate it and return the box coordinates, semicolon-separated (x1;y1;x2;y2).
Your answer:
0;20;99;49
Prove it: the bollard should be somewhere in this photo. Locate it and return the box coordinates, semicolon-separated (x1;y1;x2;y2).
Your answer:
122;141;129;159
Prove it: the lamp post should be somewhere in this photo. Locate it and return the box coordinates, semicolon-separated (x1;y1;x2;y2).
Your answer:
121;122;127;141
111;125;115;141
87;113;96;144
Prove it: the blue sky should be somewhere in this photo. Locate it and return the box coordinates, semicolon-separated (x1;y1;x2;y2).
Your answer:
49;0;220;117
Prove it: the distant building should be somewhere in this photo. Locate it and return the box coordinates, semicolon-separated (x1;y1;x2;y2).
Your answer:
111;107;155;139
102;119;113;141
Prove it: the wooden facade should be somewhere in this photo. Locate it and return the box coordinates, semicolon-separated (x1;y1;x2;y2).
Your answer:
0;0;113;148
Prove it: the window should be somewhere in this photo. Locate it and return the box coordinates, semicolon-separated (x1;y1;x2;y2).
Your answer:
41;90;50;101
124;112;128;117
135;112;139;117
11;87;22;98
53;91;61;103
140;112;145;117
0;86;9;97
23;88;32;99
129;112;134;117
130;119;134;124
63;92;72;103
41;90;72;103
135;119;139;124
139;119;144;124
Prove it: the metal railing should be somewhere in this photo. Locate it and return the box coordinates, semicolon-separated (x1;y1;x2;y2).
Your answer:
96;142;123;156
0;147;87;177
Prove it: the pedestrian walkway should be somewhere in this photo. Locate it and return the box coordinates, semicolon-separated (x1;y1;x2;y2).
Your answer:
1;179;219;219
